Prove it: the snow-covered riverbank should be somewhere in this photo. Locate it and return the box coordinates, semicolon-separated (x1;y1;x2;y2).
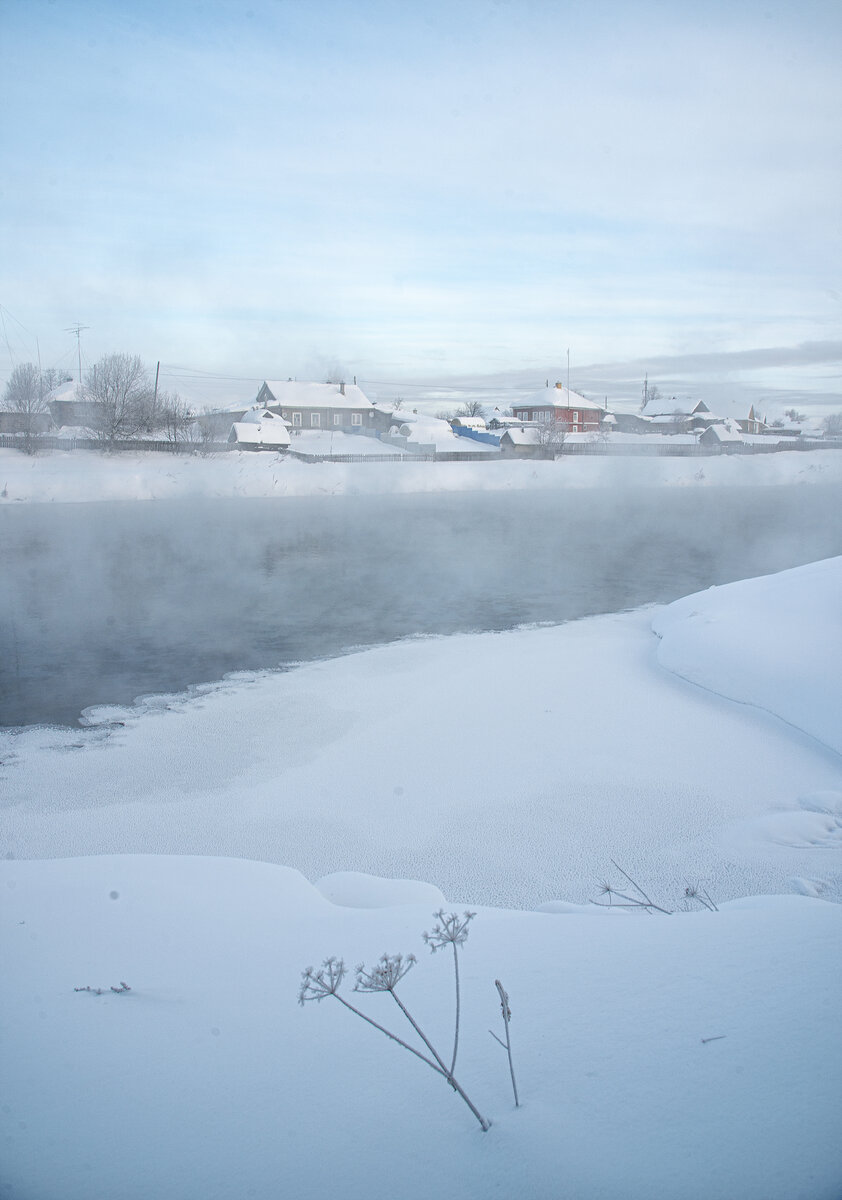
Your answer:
2;558;840;1198
2;443;842;503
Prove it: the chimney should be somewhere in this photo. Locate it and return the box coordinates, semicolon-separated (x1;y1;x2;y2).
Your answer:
340;381;345;396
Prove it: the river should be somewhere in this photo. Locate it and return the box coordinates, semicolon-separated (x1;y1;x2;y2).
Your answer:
2;484;841;727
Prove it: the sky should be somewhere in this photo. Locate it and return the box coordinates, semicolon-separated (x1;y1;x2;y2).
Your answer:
1;0;841;412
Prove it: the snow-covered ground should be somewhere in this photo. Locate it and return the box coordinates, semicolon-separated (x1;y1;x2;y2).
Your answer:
286;430;406;456
2;557;841;1198
2;443;841;503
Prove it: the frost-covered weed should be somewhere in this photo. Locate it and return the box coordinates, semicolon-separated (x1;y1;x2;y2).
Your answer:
299;914;492;1132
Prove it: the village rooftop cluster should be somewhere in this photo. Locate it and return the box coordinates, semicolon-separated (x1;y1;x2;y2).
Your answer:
2;366;840;461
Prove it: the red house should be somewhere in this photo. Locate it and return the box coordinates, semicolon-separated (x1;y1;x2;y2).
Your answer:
511;383;603;432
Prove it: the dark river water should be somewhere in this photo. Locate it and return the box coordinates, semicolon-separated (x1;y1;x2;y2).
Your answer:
2;484;841;727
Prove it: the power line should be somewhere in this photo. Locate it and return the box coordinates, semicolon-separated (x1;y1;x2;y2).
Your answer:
159;364;263;382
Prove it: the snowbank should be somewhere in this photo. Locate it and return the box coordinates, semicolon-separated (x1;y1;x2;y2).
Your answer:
2;854;840;1200
1;444;841;504
653;556;842;755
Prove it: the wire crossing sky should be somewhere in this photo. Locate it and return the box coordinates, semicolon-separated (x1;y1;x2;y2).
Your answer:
2;0;841;408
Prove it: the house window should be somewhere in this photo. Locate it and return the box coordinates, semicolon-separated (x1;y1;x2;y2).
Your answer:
292;412;302;426
368;410;374;420
282;410;289;419
351;412;362;425
333;413;341;425
311;413;320;427
573;411;579;423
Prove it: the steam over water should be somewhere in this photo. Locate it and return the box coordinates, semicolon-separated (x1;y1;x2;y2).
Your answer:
2;485;841;727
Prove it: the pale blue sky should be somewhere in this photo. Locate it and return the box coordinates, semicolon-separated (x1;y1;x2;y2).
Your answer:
2;0;840;407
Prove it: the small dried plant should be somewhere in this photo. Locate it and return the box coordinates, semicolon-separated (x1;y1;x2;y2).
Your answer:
299;919;491;1132
591;860;673;914
591;861;717;915
682;884;718;912
74;981;131;995
423;910;474;1073
489;979;519;1107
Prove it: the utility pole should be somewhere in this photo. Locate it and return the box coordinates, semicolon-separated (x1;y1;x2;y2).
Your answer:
65;324;89;384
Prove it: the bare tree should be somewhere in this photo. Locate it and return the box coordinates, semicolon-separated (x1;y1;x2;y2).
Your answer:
456;399;486;419
83;354;153;448
535;413;568;456
40;367;73;393
161;393;195;448
640;380;662;412
185;413;221;456
3;362;50;454
822;412;842;436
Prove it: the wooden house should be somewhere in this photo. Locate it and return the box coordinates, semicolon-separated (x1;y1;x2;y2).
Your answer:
511;383;603;433
255;381;392;435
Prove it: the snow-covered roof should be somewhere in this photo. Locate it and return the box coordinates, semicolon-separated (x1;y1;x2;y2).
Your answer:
501;427;543;446
513;385;604;413
241;408;291;427
641;398;709;418
395;414;455;438
260;381;382;412
46;380;81;404
487;411;521;427
229;420;290;447
701;423;744;444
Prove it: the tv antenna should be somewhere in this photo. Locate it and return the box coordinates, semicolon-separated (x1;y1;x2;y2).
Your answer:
65;323;89;383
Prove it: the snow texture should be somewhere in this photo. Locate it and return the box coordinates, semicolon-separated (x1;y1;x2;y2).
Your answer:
2;443;841;504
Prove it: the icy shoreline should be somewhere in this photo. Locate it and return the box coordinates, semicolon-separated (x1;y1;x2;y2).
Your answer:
3;557;840;906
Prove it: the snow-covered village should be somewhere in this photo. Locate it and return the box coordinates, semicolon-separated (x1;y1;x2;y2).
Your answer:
3;371;841;463
2;2;842;1199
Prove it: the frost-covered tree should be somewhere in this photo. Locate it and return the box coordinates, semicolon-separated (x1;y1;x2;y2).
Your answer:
822;412;842;436
82;353;153;447
3;362;49;454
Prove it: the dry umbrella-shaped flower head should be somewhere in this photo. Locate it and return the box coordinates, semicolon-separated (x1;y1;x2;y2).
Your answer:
298;957;347;1005
422;910;476;953
354;953;416;993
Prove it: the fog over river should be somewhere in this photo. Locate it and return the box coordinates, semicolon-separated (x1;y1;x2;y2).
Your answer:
2;484;841;727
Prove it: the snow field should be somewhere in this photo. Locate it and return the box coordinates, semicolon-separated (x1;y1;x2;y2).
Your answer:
2;854;841;1200
2;443;842;504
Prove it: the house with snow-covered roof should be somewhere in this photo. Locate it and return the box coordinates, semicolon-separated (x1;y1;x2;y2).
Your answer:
639;396;715;433
640;394;768;435
256;381;392;435
699;419;744;452
499;427;549;458
47;380;101;429
511;383;603;433
228;408;291;451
